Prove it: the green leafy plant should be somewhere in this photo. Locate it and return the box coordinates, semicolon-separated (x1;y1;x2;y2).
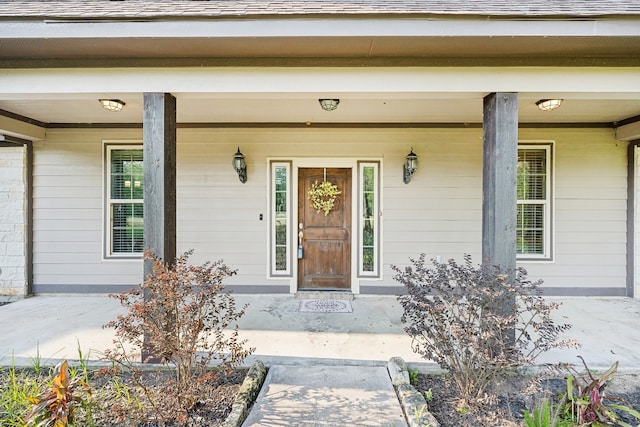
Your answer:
408;368;419;385
0;357;44;427
524;399;552;427
25;360;92;427
557;357;640;426
393;254;579;408
524;398;574;427
103;250;254;423
29;344;43;375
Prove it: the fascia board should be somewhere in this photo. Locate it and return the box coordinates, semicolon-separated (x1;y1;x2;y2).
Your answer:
2;18;640;39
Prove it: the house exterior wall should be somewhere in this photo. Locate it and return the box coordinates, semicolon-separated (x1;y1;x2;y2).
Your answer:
0;146;26;296
30;127;627;295
519;128;627;295
32;130;143;291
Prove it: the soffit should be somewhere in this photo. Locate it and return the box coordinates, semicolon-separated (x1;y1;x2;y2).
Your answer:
2;36;640;61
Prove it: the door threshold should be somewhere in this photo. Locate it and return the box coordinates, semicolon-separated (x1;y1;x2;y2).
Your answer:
295;290;354;300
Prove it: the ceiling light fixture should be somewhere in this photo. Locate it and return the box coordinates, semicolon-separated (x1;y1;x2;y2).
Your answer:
99;99;126;112
536;99;563;112
319;99;340;112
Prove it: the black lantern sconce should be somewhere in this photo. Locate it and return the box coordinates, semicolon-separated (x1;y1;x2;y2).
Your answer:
232;147;247;183
403;148;418;184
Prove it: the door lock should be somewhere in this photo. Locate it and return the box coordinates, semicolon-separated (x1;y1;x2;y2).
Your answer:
298;223;304;259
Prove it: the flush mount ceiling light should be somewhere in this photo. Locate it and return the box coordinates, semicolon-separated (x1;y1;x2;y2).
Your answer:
536;99;563;112
99;99;126;112
319;99;340;112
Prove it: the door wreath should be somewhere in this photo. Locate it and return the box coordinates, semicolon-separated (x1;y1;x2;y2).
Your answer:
308;180;341;216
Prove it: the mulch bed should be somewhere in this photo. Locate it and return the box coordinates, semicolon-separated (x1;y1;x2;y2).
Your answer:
413;371;640;427
90;368;248;426
1;366;247;427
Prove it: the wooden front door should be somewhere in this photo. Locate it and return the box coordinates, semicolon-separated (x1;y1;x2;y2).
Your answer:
298;168;351;290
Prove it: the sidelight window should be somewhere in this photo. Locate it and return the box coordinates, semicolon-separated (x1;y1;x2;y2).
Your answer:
270;162;291;275
359;162;380;276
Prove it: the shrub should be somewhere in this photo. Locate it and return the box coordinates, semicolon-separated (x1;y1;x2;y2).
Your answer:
393;254;578;407
103;250;254;423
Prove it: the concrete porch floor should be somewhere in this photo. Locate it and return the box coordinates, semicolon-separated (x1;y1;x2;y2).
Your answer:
0;294;639;370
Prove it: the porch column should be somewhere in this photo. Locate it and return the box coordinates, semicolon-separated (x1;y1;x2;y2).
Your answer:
143;93;176;279
482;92;518;275
0;137;32;297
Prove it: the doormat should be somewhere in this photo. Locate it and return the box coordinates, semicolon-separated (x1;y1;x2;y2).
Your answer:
299;299;353;313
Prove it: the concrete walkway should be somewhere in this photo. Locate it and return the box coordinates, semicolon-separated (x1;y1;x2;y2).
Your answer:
1;294;640;426
242;365;408;427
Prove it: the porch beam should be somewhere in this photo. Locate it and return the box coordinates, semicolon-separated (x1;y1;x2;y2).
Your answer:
143;92;176;278
482;92;518;275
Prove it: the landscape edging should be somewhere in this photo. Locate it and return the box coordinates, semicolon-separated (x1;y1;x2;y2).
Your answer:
223;360;267;427
388;357;440;427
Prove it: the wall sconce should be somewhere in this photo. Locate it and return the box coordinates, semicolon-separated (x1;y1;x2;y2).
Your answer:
536;99;563;111
403;148;418;184
232;147;247;183
319;99;340;111
99;99;126;112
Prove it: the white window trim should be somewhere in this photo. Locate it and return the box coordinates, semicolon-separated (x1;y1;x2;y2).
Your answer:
269;161;292;276
358;161;381;277
266;157;384;293
517;142;553;261
104;142;144;259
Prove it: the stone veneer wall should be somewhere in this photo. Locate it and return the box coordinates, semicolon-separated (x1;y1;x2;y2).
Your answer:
0;146;26;296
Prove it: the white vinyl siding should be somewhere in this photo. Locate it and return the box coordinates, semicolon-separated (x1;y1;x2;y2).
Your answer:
32;130;142;288
517;144;552;260
106;145;144;257
30;128;626;294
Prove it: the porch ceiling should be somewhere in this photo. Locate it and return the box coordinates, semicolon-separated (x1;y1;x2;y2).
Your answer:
1;94;640;126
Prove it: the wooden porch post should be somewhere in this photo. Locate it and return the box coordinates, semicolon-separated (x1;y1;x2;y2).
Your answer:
142;93;176;362
143;92;177;275
482;92;518;278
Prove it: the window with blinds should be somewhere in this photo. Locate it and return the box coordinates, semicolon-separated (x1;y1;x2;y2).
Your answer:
107;146;143;256
517;145;552;259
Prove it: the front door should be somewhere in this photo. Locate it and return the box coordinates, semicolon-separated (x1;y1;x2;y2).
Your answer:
298;168;351;290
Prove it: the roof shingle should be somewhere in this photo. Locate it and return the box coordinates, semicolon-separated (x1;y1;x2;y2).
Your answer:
1;0;640;20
